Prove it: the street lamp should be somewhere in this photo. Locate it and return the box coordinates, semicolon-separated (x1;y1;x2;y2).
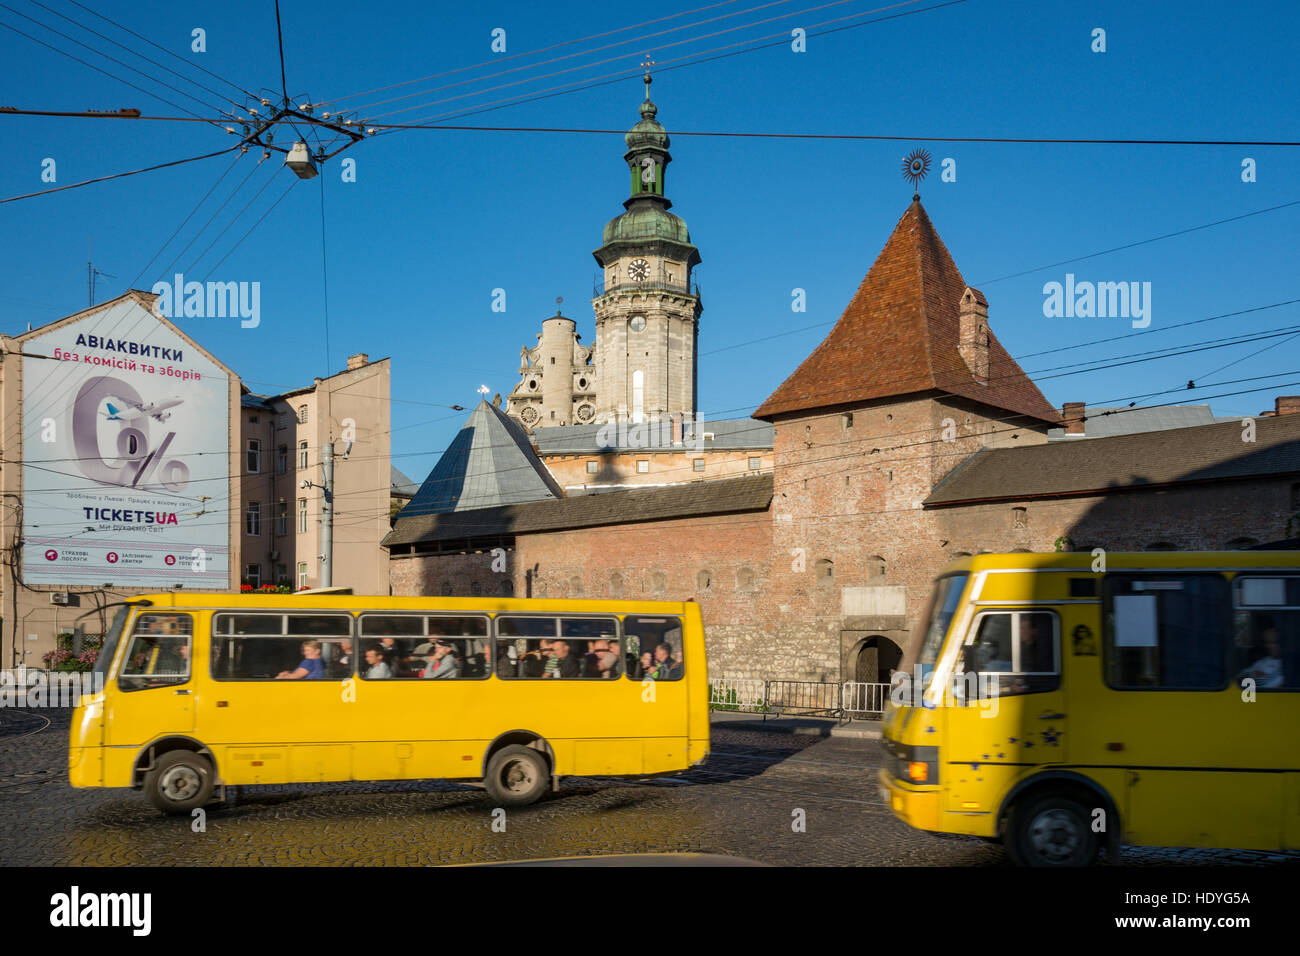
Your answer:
285;141;318;179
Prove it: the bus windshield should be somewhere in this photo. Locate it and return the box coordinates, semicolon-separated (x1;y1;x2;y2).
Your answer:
905;574;968;686
92;606;129;681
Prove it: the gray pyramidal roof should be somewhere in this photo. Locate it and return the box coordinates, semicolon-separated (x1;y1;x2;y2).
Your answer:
398;401;562;517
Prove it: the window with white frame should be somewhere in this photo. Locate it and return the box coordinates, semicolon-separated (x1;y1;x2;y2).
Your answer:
246;439;261;474
245;501;260;536
297;562;308;589
276;500;287;537
298;441;309;470
298;498;308;533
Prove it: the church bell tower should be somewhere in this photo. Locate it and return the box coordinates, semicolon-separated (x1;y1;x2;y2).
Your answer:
591;67;702;425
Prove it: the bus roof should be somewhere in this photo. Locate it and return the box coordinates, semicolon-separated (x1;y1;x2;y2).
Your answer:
937;550;1300;577
115;594;699;614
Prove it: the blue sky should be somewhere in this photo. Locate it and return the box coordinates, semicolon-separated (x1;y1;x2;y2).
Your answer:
2;0;1298;481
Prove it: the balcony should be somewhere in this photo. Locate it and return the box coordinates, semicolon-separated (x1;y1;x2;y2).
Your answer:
593;265;700;299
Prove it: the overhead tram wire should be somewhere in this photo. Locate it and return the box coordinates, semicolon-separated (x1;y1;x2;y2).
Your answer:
127;153;245;288
14;286;1299;473
0;145;240;204
63;0;257;101
0;16;228;121
315;0;754;108
350;0;872;118
0;2;230;122
369;0;965;133
366;0;938;125
24;0;245;110
17;358;1300;507
183;164;284;277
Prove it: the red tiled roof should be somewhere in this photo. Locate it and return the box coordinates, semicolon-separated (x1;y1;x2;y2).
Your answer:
753;201;1061;424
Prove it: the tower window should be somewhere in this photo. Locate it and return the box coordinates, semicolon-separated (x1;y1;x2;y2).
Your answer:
550;357;555;365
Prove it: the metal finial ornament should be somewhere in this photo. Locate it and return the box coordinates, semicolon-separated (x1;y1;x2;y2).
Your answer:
902;148;932;199
642;53;655;96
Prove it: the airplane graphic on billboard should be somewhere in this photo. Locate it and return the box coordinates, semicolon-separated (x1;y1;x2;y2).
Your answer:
103;397;184;424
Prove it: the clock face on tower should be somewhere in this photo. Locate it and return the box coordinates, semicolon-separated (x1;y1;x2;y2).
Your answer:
628;258;650;281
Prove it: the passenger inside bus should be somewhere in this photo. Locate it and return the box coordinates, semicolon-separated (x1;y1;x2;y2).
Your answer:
275;641;326;679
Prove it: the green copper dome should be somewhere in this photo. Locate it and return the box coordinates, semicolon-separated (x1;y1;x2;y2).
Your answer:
626;100;669;151
602;203;691;245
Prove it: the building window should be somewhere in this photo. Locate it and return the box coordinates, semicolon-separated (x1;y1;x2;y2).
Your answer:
1012;507;1028;530
696;570;712;591
298;441;309;470
609;573;624;598
636;460;649;474
246;439;261;474
871;555;887;577
651;571;667;594
245;564;260;588
276;500;287;537
736;567;755;589
748;457;761;470
276;445;287;474
693;458;705;472
586;460;599;474
245;502;260;536
815;558;833;582
248;414;259;424
276;563;287;585
277;413;288;430
842;413;853;429
298;498;308;533
298;405;308;424
297;562;308;589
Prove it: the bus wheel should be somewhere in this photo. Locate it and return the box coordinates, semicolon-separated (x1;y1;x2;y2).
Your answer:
1007;794;1099;867
144;751;214;814
483;745;549;807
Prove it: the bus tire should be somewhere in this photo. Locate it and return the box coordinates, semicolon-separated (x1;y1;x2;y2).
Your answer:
144;751;214;814
1006;793;1099;867
483;745;549;807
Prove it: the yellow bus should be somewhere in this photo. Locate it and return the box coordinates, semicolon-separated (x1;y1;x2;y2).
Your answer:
880;551;1300;866
70;594;709;813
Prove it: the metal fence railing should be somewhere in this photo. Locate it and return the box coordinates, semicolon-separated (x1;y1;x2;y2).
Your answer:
708;678;892;720
707;677;767;713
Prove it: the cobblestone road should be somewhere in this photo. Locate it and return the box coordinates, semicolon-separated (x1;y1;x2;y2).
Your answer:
2;708;1296;866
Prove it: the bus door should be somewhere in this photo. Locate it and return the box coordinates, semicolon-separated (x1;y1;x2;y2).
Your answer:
941;608;1067;825
103;612;196;747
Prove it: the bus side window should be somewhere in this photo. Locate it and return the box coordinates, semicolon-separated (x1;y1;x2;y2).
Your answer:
1233;576;1300;691
1105;575;1229;689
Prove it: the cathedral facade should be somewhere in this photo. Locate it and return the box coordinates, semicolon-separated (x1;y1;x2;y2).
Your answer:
506;72;701;430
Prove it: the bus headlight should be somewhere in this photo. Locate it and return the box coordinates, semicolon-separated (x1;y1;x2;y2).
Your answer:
908;761;930;782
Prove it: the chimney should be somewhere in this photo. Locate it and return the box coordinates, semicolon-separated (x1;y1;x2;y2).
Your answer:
1062;402;1086;435
958;287;989;383
1276;395;1300;417
346;353;368;371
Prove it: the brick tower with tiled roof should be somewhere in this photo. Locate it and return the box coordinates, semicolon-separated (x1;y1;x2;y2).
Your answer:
754;199;1059;425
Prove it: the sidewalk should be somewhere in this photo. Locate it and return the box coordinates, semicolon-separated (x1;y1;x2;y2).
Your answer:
709;709;881;740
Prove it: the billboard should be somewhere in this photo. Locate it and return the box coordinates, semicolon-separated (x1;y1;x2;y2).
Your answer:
22;299;231;587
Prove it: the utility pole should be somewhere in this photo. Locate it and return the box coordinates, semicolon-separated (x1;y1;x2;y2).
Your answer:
319;440;334;587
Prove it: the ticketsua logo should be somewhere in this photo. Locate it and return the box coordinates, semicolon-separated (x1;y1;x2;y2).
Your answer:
50;886;151;936
1042;273;1151;328
150;273;260;328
